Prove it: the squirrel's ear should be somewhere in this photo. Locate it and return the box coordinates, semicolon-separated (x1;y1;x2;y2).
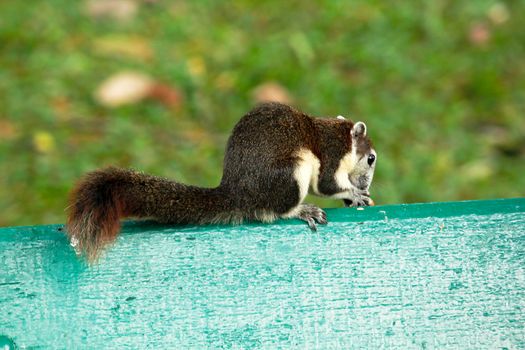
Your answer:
352;121;367;138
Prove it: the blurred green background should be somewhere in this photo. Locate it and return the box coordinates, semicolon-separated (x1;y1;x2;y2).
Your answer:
1;0;524;226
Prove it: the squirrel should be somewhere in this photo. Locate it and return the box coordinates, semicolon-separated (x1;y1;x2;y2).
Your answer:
66;102;377;261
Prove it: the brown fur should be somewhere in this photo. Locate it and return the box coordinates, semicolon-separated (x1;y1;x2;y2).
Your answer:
66;167;235;261
67;168;128;260
66;102;375;261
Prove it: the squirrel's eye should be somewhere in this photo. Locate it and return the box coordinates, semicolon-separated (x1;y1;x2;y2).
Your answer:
367;154;376;166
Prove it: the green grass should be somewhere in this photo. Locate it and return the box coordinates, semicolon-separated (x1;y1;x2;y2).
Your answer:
1;0;524;226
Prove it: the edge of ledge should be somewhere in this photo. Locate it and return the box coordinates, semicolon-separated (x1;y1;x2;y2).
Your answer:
323;197;525;223
1;198;524;240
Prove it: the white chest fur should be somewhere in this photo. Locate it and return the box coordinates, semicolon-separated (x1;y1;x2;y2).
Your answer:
293;149;321;200
334;151;356;193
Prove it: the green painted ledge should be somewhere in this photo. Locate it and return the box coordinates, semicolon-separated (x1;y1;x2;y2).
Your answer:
1;198;524;349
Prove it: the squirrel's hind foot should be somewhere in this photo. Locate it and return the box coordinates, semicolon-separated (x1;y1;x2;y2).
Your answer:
295;204;327;231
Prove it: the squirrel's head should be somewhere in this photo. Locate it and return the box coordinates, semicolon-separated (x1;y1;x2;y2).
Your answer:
332;119;377;201
348;121;376;191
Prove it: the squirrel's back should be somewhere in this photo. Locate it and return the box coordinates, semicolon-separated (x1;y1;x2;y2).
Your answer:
221;103;315;183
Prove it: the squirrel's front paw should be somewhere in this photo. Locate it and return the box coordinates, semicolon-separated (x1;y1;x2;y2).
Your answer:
343;190;371;207
296;204;327;231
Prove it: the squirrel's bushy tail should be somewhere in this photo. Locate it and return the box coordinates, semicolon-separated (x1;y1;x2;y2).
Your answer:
66;167;231;261
66;168;133;261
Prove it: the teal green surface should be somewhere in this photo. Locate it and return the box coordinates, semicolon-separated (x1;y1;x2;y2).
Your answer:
1;199;524;348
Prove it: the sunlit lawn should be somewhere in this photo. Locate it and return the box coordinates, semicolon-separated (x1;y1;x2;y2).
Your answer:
1;0;524;226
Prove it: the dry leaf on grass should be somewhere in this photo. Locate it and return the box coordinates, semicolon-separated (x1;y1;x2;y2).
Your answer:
33;131;56;154
148;83;183;109
0;120;18;140
93;35;154;61
460;160;494;181
468;23;491;46
487;3;509;25
95;71;154;107
85;0;138;21
187;57;206;78
95;71;183;108
251;82;293;104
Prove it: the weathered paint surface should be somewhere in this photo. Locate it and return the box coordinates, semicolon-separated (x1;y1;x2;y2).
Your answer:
1;199;524;349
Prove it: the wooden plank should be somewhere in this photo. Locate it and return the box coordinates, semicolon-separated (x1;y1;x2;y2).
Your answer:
1;199;524;348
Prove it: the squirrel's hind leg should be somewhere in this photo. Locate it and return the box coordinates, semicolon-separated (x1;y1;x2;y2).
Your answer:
282;204;327;231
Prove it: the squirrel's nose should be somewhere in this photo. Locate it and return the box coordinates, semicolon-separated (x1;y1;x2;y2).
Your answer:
367;154;376;166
